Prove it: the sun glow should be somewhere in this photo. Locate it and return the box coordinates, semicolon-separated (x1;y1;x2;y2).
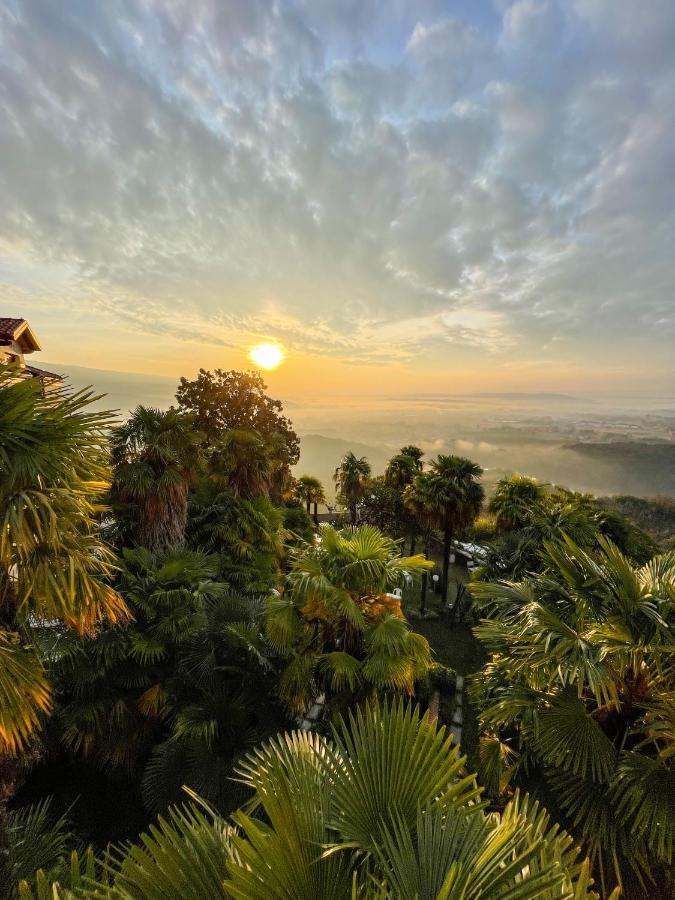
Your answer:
248;342;285;370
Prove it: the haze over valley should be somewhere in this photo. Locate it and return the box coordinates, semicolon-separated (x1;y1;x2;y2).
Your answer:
48;361;675;498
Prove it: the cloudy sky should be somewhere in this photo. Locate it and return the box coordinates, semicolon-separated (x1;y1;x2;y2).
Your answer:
1;0;674;397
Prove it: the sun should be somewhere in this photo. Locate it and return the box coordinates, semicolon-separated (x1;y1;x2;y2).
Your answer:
248;342;285;370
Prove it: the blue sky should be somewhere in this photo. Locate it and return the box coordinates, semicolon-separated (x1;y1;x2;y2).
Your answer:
0;0;673;396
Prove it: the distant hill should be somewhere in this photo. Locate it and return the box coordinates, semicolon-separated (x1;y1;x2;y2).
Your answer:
565;442;675;496
41;362;176;414
294;434;393;498
597;495;675;545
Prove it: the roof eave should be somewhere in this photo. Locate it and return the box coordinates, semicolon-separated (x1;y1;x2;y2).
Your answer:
14;320;42;352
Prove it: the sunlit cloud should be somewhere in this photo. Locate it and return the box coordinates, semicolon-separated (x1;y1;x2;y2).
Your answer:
0;0;673;391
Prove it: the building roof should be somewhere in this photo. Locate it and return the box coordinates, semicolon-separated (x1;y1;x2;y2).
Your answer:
25;364;62;381
0;317;41;352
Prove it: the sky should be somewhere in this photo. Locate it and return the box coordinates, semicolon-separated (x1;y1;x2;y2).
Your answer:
1;0;674;399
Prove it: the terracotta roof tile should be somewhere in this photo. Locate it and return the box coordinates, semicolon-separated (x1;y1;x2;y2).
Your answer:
0;317;26;341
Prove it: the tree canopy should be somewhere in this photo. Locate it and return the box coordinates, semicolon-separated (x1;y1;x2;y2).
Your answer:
175;368;299;465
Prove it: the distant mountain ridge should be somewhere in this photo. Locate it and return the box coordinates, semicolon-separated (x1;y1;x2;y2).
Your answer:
564;442;675;496
295;433;393;498
41;362;178;413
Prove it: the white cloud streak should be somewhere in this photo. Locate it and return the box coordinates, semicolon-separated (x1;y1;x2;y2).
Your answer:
0;0;673;373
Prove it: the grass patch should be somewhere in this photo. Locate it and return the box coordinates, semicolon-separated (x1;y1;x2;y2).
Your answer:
404;566;487;764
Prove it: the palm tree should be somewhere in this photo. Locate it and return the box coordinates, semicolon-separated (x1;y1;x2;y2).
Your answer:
471;537;675;895
296;476;313;515
384;452;420;491
296;475;325;525
110;406;202;551
400;444;425;467
28;702;613;898
333;452;371;525
0;370;127;881
386;448;424;553
489;474;546;532
54;546;283;817
6;797;74;894
187;485;283;593
207;429;271;499
403;473;439;614
482;489;603;581
264;525;433;717
426;455;484;604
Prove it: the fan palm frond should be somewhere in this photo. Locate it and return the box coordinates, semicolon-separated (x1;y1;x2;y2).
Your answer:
8;797;74;886
0;632;51;755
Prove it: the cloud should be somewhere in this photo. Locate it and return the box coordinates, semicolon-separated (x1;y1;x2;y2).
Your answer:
0;0;673;380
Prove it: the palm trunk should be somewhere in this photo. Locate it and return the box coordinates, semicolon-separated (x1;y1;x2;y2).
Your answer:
409;534;416;555
442;519;452;603
428;690;441;723
141;484;188;551
450;581;465;625
306;499;311;515
313;502;319;526
350;501;357;526
420;532;431;614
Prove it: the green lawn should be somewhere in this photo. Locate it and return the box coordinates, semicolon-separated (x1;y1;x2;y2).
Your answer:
403;557;486;672
403;562;487;765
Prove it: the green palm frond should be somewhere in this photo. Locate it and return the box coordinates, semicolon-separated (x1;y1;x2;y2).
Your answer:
8;797;74;886
477;733;520;797
278;652;319;714
329;701;480;854
320;652;363;692
611;752;675;861
0;370;128;635
46;701;602;898
0;631;51;756
638;688;675;758
18;847;98;900
263;591;302;653
93;801;232;899
472;534;675;891
532;691;618;783
231;729;352;899
547;768;644;889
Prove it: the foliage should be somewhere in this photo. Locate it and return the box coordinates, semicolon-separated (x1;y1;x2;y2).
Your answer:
398;444;425;467
359;476;417;550
59;702;610;899
19;847;98;900
414;456;484;603
360;446;426;553
205;429;272;499
110;406;202;551
175;367;299;464
489;474;546;533
597;494;675;546
384;450;422;491
470;537;675;894
7;797;74;889
295;475;326;524
402;473;442;614
0;369;127;763
482;485;658;579
280;504;315;545
186;484;283;592
264;525;433;716
333;452;372;525
465;514;498;543
51;547;284;817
